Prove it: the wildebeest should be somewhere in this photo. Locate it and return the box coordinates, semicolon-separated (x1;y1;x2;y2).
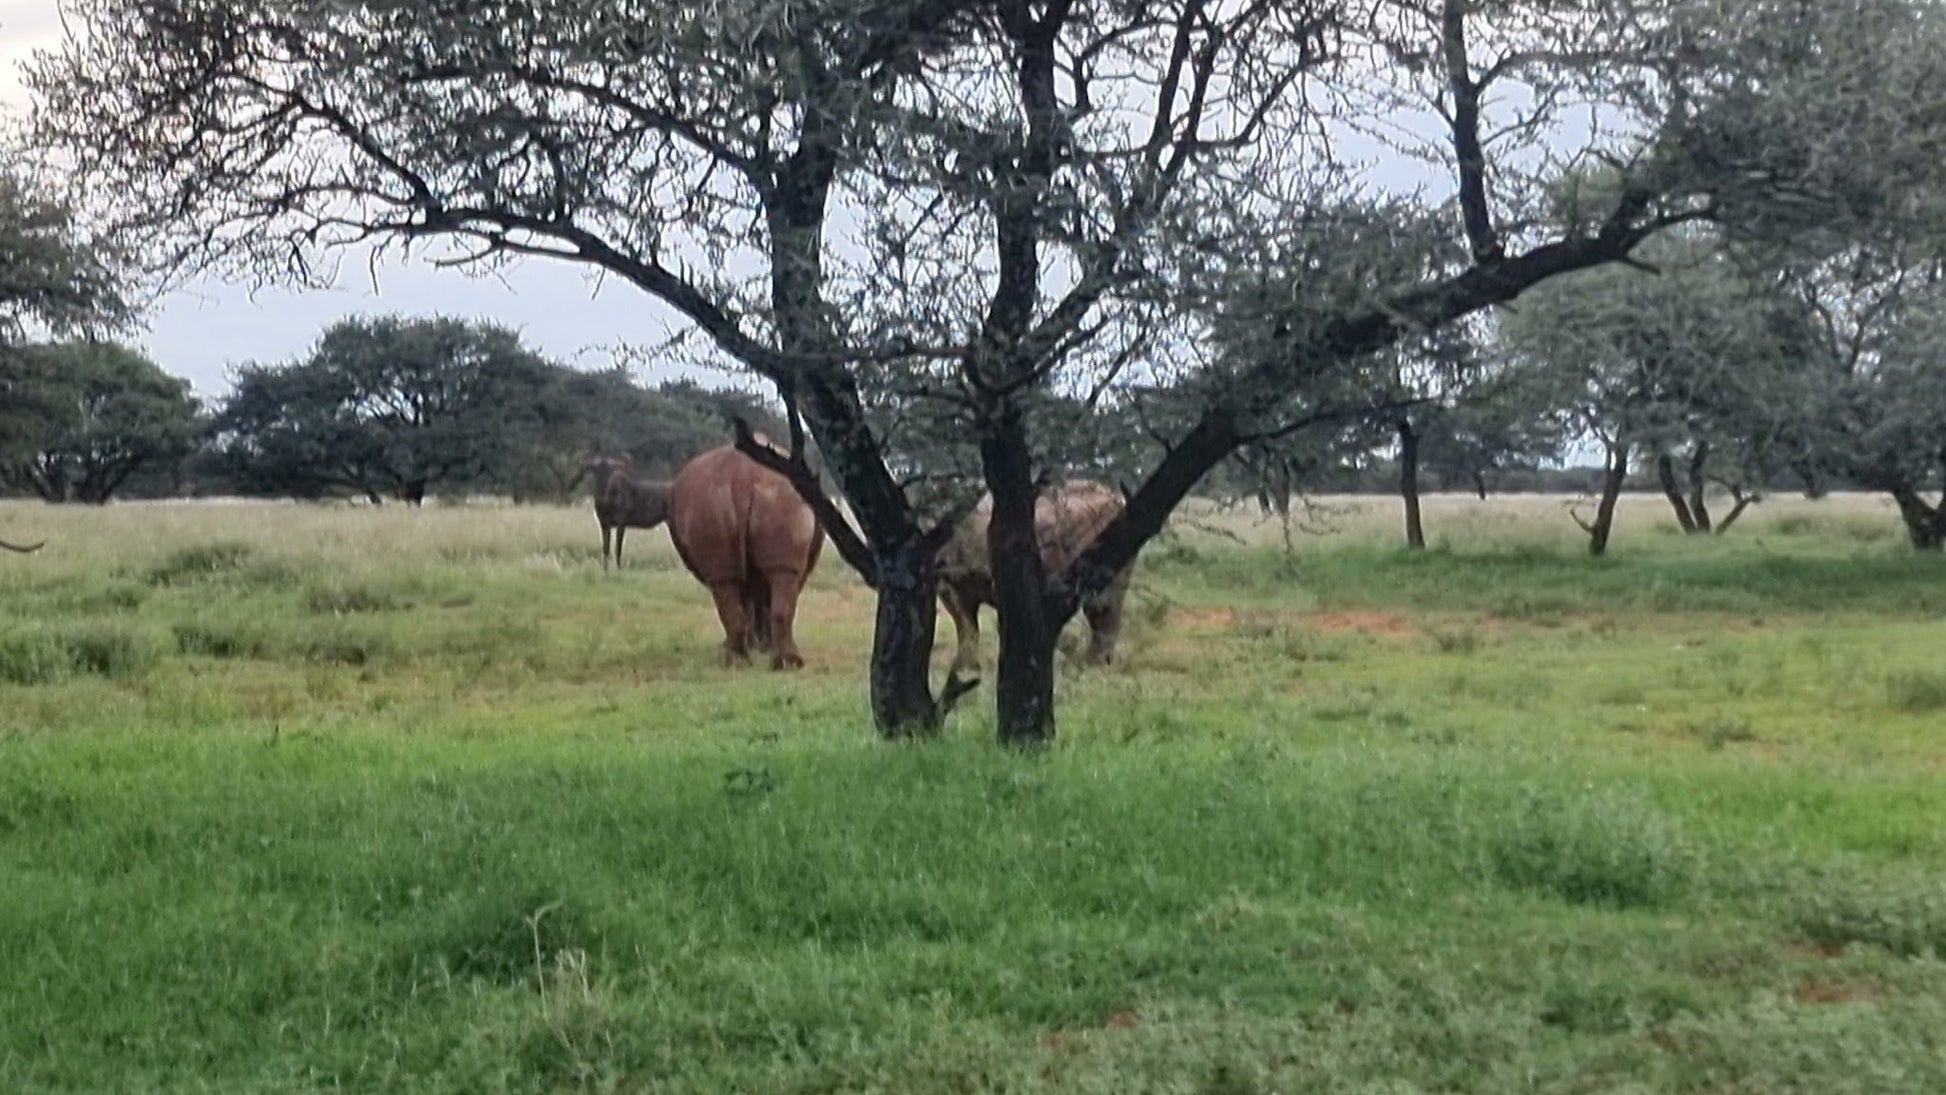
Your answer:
576;455;670;570
935;479;1131;676
665;442;825;669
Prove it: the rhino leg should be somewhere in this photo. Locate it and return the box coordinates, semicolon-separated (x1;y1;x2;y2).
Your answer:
706;582;755;667
940;582;982;676
745;576;774;653
760;569;807;671
1080;570;1131;667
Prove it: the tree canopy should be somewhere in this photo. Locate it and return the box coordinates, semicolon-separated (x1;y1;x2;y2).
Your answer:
0;340;202;504
0;166;135;478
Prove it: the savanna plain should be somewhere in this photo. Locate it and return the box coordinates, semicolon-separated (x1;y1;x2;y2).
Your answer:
3;492;1945;1093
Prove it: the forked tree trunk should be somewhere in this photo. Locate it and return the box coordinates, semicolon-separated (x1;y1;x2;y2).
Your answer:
1657;443;1724;535
1399;419;1425;550
1890;485;1946;551
1715;491;1757;534
1684;442;1713;533
1656;452;1698;534
1586;439;1630;557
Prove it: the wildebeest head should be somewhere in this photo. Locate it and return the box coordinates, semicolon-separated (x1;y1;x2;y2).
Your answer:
572;454;634;494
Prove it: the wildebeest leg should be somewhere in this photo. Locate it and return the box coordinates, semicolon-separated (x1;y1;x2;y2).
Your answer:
939;582;981;676
761;569;807;670
706;582;754;667
600;525;613;570
614;526;627;569
1081;569;1131;667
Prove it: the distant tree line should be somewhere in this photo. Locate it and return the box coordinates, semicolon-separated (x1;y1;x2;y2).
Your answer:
2;314;783;505
0;304;1921;512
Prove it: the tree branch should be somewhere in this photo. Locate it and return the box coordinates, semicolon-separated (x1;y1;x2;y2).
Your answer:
731;415;879;586
1442;0;1503;263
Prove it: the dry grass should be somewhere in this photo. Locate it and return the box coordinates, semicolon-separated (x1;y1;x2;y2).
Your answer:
1173;490;1903;549
0;496;681;578
0;490;1906;579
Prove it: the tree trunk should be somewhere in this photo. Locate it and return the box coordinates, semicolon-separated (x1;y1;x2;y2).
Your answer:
1714;490;1757;534
1471;469;1488;501
1398;419;1425;550
867;538;952;737
1795;461;1828;500
981;409;1060;747
1685;442;1713;533
1890;485;1946;551
1655;453;1698;534
987;514;1060;748
1588;440;1629;557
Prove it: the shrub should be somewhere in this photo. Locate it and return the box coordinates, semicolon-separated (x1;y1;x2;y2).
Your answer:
75;580;150;611
1428;627;1482;655
1885;670;1946;714
145;542;295;588
412;891;600;989
306;580;408;614
0;630;73;685
1797;873;1946;958
62;625;159;679
0;624;159;684
1490;790;1694;908
299;623;397;666
173;619;270;660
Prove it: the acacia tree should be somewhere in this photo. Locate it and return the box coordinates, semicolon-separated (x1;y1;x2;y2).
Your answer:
1;341;201;503
1414;399;1565;501
215;316;555;504
1761;246;1946;549
1853;306;1946;549
0;166;134;550
0;169;132;476
1380;325;1486;550
32;0;1946;741
504;372;787;500
1499;233;1790;553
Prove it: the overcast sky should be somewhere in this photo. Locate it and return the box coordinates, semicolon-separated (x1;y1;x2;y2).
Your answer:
1;2;709;401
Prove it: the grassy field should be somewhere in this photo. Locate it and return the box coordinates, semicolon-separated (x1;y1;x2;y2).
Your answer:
3;492;1945;1093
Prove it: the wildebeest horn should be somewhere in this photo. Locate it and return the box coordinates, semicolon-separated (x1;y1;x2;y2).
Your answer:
1;538;46;554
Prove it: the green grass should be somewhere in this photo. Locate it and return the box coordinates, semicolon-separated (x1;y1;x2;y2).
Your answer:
3;496;1946;1092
